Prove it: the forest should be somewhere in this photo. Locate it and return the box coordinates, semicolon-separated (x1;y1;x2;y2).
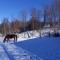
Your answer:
0;0;60;34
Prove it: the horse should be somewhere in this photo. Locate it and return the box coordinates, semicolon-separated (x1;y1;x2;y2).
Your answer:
3;34;17;43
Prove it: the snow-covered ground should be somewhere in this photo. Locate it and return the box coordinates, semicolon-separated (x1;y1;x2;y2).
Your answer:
17;29;60;42
0;30;43;60
17;30;40;42
15;37;60;60
0;29;60;60
0;29;59;42
0;42;41;60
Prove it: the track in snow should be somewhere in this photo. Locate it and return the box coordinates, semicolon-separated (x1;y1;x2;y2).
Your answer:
0;43;42;60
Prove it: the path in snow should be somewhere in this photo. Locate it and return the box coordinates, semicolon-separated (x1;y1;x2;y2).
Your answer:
0;43;42;60
0;44;9;60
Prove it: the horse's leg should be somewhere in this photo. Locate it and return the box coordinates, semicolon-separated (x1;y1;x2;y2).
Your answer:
14;36;17;42
3;38;6;43
15;35;17;42
14;37;15;43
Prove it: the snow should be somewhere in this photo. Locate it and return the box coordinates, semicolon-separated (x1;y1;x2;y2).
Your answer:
0;44;9;60
17;29;54;42
15;37;60;60
0;29;60;60
0;31;42;60
17;30;40;42
0;42;42;60
3;43;41;60
0;29;57;42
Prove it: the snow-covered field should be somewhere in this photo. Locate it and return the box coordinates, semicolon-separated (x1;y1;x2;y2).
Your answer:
0;29;60;60
15;37;60;60
0;30;43;60
0;42;41;60
0;29;59;42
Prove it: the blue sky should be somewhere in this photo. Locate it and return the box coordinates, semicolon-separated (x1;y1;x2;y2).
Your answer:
0;0;53;21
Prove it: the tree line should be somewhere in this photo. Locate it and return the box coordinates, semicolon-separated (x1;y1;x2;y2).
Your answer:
0;0;60;34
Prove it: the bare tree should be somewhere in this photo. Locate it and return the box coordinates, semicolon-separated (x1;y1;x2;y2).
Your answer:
10;18;22;33
2;17;10;35
21;10;31;37
43;5;54;28
54;0;60;27
31;8;38;30
21;10;28;31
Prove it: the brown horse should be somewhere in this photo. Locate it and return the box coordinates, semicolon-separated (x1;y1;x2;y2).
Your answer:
3;34;17;43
